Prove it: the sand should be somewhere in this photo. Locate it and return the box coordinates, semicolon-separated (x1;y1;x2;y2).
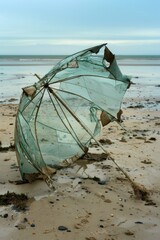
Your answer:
0;103;160;240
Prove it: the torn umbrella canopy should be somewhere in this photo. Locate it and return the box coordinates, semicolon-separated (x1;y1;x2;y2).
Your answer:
15;43;130;182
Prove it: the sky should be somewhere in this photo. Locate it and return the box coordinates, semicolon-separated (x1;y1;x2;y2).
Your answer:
0;0;160;55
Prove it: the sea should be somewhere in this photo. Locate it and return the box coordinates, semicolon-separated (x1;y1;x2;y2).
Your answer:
0;55;160;109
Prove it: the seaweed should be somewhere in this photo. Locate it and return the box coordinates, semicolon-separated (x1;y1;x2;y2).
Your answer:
0;191;29;211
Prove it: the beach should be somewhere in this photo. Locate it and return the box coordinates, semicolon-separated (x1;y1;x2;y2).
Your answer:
0;56;160;240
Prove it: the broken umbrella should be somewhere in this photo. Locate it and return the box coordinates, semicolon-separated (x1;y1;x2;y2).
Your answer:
14;43;148;198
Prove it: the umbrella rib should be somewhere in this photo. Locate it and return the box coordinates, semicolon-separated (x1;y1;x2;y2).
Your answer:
19;87;45;114
48;73;116;85
33;88;47;168
48;87;104;149
49;86;98;111
47;88;87;152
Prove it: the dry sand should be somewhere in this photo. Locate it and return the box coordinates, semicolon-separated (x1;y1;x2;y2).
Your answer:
0;104;160;240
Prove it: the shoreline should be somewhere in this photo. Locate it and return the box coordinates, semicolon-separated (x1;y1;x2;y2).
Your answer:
1;95;160;110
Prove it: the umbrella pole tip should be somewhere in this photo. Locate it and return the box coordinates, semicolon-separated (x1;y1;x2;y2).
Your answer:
131;182;150;201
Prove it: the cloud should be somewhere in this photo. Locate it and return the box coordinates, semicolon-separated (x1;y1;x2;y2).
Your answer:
1;38;160;46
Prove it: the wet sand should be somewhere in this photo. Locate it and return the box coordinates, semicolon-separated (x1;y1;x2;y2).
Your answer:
0;104;160;240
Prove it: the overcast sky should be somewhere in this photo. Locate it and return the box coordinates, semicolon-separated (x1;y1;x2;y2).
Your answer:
0;0;160;55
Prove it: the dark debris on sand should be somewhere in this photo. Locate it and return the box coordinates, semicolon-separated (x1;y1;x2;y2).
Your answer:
0;191;29;211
